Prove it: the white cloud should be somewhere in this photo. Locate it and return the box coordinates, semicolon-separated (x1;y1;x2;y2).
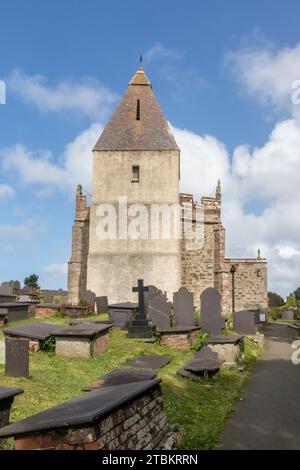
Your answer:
0;184;14;200
0;219;46;240
144;43;183;64
226;41;300;119
43;263;68;276
0;122;102;194
8;69;118;119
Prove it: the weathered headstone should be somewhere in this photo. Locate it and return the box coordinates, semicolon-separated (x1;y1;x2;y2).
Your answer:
5;337;29;378
95;296;108;313
81;290;96;307
200;287;224;335
145;285;172;328
108;302;137;327
233;310;258;335
173;287;194;326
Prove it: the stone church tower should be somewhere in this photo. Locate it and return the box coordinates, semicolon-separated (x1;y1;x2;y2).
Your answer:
84;67;181;304
68;66;268;314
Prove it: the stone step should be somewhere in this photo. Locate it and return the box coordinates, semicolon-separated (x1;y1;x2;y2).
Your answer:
130;320;151;326
127;326;153;333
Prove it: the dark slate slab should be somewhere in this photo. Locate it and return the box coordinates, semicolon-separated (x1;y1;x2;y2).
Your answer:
83;369;157;391
195;346;220;361
3;322;61;340
177;367;203;381
53;325;111;338
233;310;258;335
204;335;244;345
200;287;224;336
183;358;223;373
0;387;23;430
158;326;202;334
173;287;195;326
67;320;112;326
36;303;61;309
95;296;108;313
0;387;23;401
125;355;172;370
5;337;29;378
0;379;161;438
0;303;30;322
145;286;172;328
108;303;137;328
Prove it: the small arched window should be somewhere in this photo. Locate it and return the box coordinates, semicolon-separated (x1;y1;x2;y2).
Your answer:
136;99;141;120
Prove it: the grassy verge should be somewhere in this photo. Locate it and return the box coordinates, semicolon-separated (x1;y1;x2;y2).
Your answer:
0;318;261;450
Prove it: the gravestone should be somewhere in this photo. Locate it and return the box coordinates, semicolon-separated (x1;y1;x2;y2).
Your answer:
173;287;194;326
282;310;295;321
127;280;153;338
145;285;172;328
5;337;29;378
233;310;258;335
108;302;137;327
200;287;224;335
81;290;96;307
95;296;108;314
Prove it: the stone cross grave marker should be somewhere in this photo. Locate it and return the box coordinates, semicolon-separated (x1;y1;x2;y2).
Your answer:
200;287;224;336
5;337;29;378
173;287;194;326
133;279;149;316
127;280;153;338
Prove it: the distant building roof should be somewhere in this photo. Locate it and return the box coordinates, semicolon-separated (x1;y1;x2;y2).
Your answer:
93;67;179;152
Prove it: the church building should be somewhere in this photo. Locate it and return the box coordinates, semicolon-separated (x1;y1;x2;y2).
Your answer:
67;67;268;315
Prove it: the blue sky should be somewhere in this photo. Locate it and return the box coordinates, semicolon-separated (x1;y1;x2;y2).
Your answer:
1;0;300;296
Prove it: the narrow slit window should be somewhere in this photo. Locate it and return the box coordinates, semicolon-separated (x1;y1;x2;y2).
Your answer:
136;99;141;120
132;165;140;182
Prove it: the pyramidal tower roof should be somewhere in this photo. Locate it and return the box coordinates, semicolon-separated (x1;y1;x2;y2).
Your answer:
93;67;179;151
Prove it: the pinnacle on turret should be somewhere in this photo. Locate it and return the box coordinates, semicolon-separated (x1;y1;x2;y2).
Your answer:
215;179;222;200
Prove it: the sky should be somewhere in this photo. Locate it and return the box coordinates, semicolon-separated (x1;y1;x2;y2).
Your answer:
0;0;300;297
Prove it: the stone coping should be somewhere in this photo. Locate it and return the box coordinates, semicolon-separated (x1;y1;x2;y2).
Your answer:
36;303;61;308
3;322;62;341
158;326;202;334
0;387;23;401
53;325;111;337
204;335;244;345
288;324;300;330
108;302;138;310
0;379;161;438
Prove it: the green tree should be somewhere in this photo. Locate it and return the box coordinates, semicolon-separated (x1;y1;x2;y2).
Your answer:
24;274;39;289
268;291;285;307
293;287;300;301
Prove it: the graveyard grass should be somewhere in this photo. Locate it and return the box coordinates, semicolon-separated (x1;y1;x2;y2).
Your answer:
0;317;261;450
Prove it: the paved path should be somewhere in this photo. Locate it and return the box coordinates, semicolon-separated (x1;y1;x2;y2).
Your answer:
216;323;300;450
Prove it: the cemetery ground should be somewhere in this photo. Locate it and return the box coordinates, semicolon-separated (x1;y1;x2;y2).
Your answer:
0;315;261;450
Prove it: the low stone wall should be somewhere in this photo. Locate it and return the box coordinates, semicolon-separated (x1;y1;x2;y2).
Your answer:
35;304;60;318
160;329;200;352
0;380;175;450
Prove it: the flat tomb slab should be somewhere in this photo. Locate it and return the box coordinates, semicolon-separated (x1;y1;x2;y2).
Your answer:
3;322;61;341
83;369;157;391
0;387;23;401
183;358;224;373
0;303;31;323
67;320;112;326
108;302;138;310
54;326;110;358
124;355;172;370
204;335;244;345
0;379;161;438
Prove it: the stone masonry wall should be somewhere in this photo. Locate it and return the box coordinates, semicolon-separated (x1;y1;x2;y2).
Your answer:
14;385;170;451
67;185;90;304
225;259;268;313
160;329;200;351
